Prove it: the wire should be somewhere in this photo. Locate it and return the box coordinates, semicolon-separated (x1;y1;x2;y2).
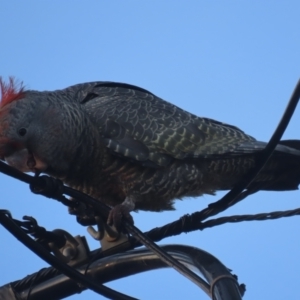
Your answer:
0;211;138;300
204;79;300;218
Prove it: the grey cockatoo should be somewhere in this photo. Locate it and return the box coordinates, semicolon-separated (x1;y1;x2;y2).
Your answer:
1;77;300;227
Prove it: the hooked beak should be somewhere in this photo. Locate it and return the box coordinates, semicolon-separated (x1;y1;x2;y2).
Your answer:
4;148;48;173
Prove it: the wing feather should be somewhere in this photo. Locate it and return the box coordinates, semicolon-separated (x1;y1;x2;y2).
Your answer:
79;82;255;166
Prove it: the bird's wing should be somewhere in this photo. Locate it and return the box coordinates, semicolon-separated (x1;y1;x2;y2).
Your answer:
79;82;256;166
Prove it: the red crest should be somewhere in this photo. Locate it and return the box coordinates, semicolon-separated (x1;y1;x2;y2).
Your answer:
0;77;25;108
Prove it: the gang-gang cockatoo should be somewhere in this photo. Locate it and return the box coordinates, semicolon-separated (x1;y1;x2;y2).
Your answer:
1;77;300;227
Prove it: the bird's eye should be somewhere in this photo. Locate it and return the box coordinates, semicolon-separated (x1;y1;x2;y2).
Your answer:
18;128;27;137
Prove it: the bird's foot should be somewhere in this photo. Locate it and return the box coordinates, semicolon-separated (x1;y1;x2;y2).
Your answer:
68;199;97;226
107;196;135;231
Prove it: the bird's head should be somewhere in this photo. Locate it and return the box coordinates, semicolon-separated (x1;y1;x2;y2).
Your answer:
0;77;80;176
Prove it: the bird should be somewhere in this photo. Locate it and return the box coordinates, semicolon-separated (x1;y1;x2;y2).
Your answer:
0;77;300;227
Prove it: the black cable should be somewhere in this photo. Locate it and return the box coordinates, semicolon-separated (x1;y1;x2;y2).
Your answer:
25;268;45;300
204;79;300;218
201;207;300;229
12;267;60;292
11;204;300;294
125;223;208;288
0;211;138;300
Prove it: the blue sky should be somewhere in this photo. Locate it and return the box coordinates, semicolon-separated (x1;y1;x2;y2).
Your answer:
1;1;300;299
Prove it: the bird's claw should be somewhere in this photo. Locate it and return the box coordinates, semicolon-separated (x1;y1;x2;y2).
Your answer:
107;204;134;231
68;200;97;226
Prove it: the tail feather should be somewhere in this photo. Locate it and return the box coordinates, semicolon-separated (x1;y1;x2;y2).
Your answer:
278;139;300;151
253;139;300;191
